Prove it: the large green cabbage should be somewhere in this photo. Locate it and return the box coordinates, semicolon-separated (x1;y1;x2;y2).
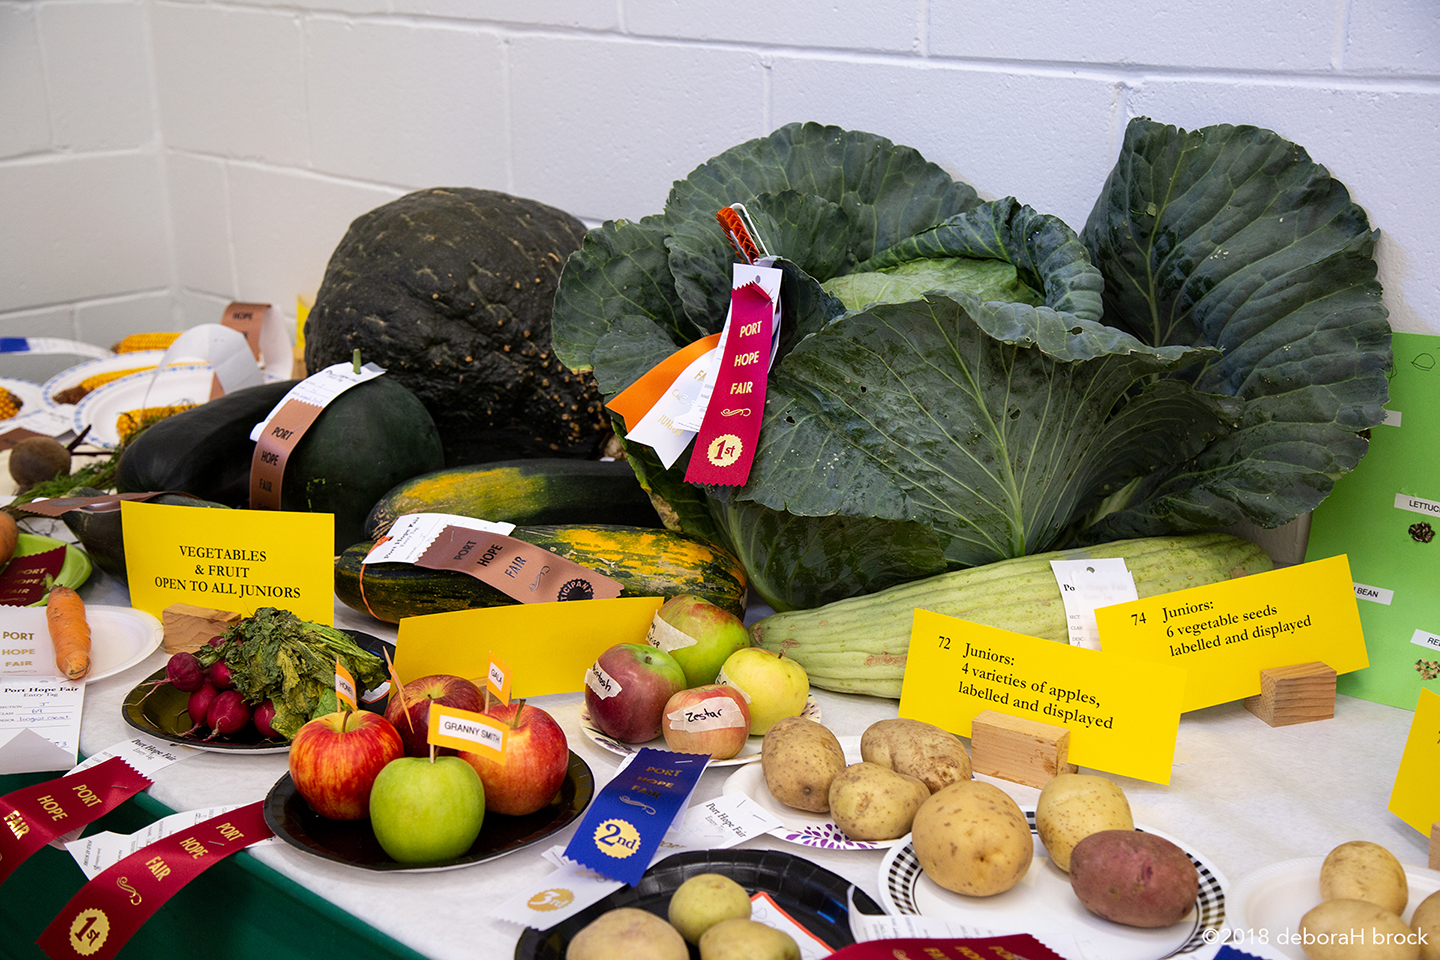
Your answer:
551;120;1391;611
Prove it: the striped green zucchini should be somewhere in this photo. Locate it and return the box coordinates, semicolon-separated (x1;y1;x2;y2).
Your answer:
749;533;1272;698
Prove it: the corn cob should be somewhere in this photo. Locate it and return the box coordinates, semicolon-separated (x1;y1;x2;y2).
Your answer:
115;405;198;443
0;387;21;419
112;332;181;353
749;533;1273;699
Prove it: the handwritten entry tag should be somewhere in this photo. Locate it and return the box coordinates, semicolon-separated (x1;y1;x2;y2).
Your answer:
1094;555;1368;712
1388;687;1440;833
121;500;334;623
900;609;1186;784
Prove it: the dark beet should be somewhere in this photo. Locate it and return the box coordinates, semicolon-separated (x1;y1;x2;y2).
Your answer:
185;684;219;735
252;699;279;739
205;690;251;739
165;652;205;693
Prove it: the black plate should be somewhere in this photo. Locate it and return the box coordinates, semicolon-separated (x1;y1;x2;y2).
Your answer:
119;630;394;753
514;848;884;959
263;751;594;872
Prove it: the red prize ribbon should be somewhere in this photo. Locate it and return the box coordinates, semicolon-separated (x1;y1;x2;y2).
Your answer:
684;280;774;486
828;934;1067;960
0;758;152;886
36;800;273;960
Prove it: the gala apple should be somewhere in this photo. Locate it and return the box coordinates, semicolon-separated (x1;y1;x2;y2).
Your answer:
384;673;484;758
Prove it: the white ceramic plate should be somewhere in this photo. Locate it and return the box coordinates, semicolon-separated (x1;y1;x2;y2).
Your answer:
721;735;912;852
72;363;213;449
1228;856;1440;960
579;695;821;768
0;377;47;421
83;605;164;683
877;810;1227;960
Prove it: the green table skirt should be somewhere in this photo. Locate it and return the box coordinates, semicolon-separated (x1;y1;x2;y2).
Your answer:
0;771;431;960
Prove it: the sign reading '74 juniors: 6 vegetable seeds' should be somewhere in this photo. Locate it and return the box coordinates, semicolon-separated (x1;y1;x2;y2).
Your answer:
899;609;1187;784
1093;554;1368;713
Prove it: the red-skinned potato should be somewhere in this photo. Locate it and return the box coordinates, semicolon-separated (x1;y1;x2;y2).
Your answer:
1068;830;1199;928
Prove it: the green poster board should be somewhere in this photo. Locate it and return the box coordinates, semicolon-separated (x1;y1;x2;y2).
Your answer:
1305;331;1440;710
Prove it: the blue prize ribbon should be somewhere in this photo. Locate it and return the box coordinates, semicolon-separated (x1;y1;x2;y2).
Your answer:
0;338;30;353
562;746;708;885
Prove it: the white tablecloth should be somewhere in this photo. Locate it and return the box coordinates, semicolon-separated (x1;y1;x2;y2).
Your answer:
66;569;1432;960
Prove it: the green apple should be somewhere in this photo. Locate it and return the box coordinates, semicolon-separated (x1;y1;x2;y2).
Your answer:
648;594;751;688
368;756;484;863
716;647;809;735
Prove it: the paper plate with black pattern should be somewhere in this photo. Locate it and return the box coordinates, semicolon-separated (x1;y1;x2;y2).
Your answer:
878;808;1226;960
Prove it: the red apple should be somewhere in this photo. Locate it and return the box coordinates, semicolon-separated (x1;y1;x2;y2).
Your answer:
584;643;687;743
661;684;751;759
384;674;484;758
288;710;404;820
457;700;569;816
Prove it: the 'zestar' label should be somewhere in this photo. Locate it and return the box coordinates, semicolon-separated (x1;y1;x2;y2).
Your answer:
585;662;622;699
666;697;747;732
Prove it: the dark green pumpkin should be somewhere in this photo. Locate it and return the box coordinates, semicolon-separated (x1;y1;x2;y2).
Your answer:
117;375;444;552
61;488;230;583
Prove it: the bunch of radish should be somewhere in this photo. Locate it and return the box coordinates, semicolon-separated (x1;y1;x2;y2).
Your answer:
145;643;280;742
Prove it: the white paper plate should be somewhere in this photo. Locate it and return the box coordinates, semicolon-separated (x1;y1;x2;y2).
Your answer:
877;810;1227;960
1228;856;1440;960
83;606;163;683
42;350;166;407
720;735;914;852
0;377;47;421
579;695;820;768
72;363;214;449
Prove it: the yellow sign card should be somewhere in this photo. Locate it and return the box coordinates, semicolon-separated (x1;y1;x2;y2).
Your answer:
1388;687;1440;834
394;597;664;697
1094;554;1368;712
900;608;1187;784
122;500;334;623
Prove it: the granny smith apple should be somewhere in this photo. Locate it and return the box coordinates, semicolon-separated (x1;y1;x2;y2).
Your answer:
368;756;484;863
717;647;809;735
647;594;751;688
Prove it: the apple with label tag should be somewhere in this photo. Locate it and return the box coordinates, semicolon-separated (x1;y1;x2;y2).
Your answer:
662;684;751;759
458;700;569;816
648;594;751;688
584;643;686;743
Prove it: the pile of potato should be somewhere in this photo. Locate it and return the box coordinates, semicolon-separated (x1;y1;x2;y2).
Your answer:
1297;840;1438;960
566;872;800;960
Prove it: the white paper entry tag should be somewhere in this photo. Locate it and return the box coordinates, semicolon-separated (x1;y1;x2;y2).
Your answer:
0;677;85;774
2;406;74;437
1395;492;1440;518
362;513;516;565
1354;582;1395;605
64;803;279;880
1410;629;1440;652
624;343;725;469
1050;557;1139;650
248;360;385;441
69;733;196;778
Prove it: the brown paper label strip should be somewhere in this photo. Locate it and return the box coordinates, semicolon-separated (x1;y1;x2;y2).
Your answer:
413;524;623;603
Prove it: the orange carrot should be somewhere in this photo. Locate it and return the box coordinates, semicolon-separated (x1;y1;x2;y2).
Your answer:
0;512;16;567
46;585;91;681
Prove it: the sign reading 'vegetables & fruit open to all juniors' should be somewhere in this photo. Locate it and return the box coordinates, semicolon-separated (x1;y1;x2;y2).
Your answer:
899;609;1187;784
121;500;334;624
1093;554;1369;712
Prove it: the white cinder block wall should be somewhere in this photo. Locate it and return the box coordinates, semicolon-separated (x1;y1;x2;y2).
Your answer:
2;0;1438;375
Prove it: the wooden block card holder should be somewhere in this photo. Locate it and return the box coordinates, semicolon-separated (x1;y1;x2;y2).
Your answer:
970;709;1078;789
1242;661;1337;727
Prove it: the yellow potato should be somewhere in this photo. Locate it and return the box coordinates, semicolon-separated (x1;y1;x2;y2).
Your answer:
860;717;972;793
565;907;688;960
760;716;846;813
698;918;800;960
1320;841;1409;916
667;873;751;944
1410;889;1440;960
1035;773;1134;872
828;762;930;841
1297;898;1420;960
911;780;1032;896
